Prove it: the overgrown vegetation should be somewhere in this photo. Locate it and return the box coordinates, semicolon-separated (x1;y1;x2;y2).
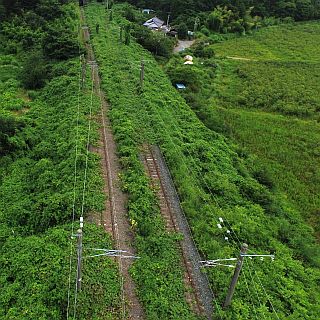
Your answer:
85;3;320;319
119;0;320;33
164;22;320;231
85;4;199;319
0;1;120;318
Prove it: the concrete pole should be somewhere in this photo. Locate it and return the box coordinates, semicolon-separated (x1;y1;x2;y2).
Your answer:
223;243;248;308
140;60;145;91
76;229;83;292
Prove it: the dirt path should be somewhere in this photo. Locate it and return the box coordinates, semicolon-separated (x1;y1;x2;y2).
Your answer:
226;56;256;61
174;40;195;53
80;9;145;320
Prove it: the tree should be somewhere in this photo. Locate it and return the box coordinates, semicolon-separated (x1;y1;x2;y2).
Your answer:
0;112;25;156
42;21;78;60
295;0;313;20
20;51;47;89
275;1;297;18
176;22;188;39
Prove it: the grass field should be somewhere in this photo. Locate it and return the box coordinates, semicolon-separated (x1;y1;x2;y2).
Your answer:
207;21;320;231
213;21;320;62
213;60;320;119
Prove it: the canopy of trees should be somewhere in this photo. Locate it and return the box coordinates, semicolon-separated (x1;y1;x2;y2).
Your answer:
121;0;320;21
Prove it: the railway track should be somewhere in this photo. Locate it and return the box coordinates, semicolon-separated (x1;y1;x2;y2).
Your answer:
80;9;144;319
141;144;211;318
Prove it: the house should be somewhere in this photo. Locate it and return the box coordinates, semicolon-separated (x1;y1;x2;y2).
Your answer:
143;17;165;30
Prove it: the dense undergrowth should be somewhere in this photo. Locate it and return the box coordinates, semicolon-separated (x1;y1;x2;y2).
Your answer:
0;1;120;319
85;3;320;319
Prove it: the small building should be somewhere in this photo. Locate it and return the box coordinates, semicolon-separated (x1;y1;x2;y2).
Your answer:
143;17;165;30
184;55;193;62
142;9;154;14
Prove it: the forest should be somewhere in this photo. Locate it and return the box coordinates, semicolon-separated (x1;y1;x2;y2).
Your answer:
120;0;320;21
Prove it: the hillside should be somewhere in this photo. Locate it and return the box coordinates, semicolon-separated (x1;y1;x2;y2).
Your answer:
1;1;320;319
0;2;121;319
84;3;320;319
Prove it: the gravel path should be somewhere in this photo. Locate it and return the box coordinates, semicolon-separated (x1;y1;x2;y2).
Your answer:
152;146;214;319
174;40;195;53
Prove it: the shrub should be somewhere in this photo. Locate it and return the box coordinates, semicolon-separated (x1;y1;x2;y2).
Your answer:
19;51;47;89
176;22;188;39
42;21;78;60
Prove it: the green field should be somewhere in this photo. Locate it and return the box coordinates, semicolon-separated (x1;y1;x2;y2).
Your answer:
213;22;320;62
205;22;320;229
214;60;320;119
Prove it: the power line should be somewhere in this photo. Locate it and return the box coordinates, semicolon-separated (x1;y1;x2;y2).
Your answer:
72;62;96;320
135;63;278;316
67;44;84;320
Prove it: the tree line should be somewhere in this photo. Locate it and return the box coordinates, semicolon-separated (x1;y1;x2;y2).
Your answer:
120;0;320;21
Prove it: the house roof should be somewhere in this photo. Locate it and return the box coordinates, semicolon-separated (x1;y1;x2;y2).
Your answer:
143;17;164;29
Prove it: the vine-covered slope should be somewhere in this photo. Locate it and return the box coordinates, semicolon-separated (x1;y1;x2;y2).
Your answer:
85;3;320;320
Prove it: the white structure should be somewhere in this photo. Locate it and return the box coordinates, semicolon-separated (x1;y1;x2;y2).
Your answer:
143;17;165;30
142;9;154;14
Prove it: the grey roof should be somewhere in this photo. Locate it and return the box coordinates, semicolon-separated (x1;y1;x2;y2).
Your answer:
143;17;164;29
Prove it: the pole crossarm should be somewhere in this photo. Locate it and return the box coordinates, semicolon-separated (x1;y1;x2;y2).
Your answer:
85;248;140;259
200;258;237;268
240;254;275;259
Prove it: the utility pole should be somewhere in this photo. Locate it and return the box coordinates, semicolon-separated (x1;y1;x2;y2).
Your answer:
80;54;86;89
223;243;248;308
76;228;83;292
200;229;275;309
140;59;145;91
194;17;200;34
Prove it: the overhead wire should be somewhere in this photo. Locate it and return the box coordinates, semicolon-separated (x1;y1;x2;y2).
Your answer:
77;7;127;319
72;60;95;320
66;21;84;320
243;262;266;320
138;62;277;318
94;54;126;320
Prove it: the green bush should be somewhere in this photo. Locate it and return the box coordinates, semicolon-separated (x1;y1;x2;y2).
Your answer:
42;21;78;60
19;51;47;89
176;22;188;39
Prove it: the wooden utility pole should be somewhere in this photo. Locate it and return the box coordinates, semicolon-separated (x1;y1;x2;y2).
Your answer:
140;59;145;91
223;243;248;308
76;228;83;292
